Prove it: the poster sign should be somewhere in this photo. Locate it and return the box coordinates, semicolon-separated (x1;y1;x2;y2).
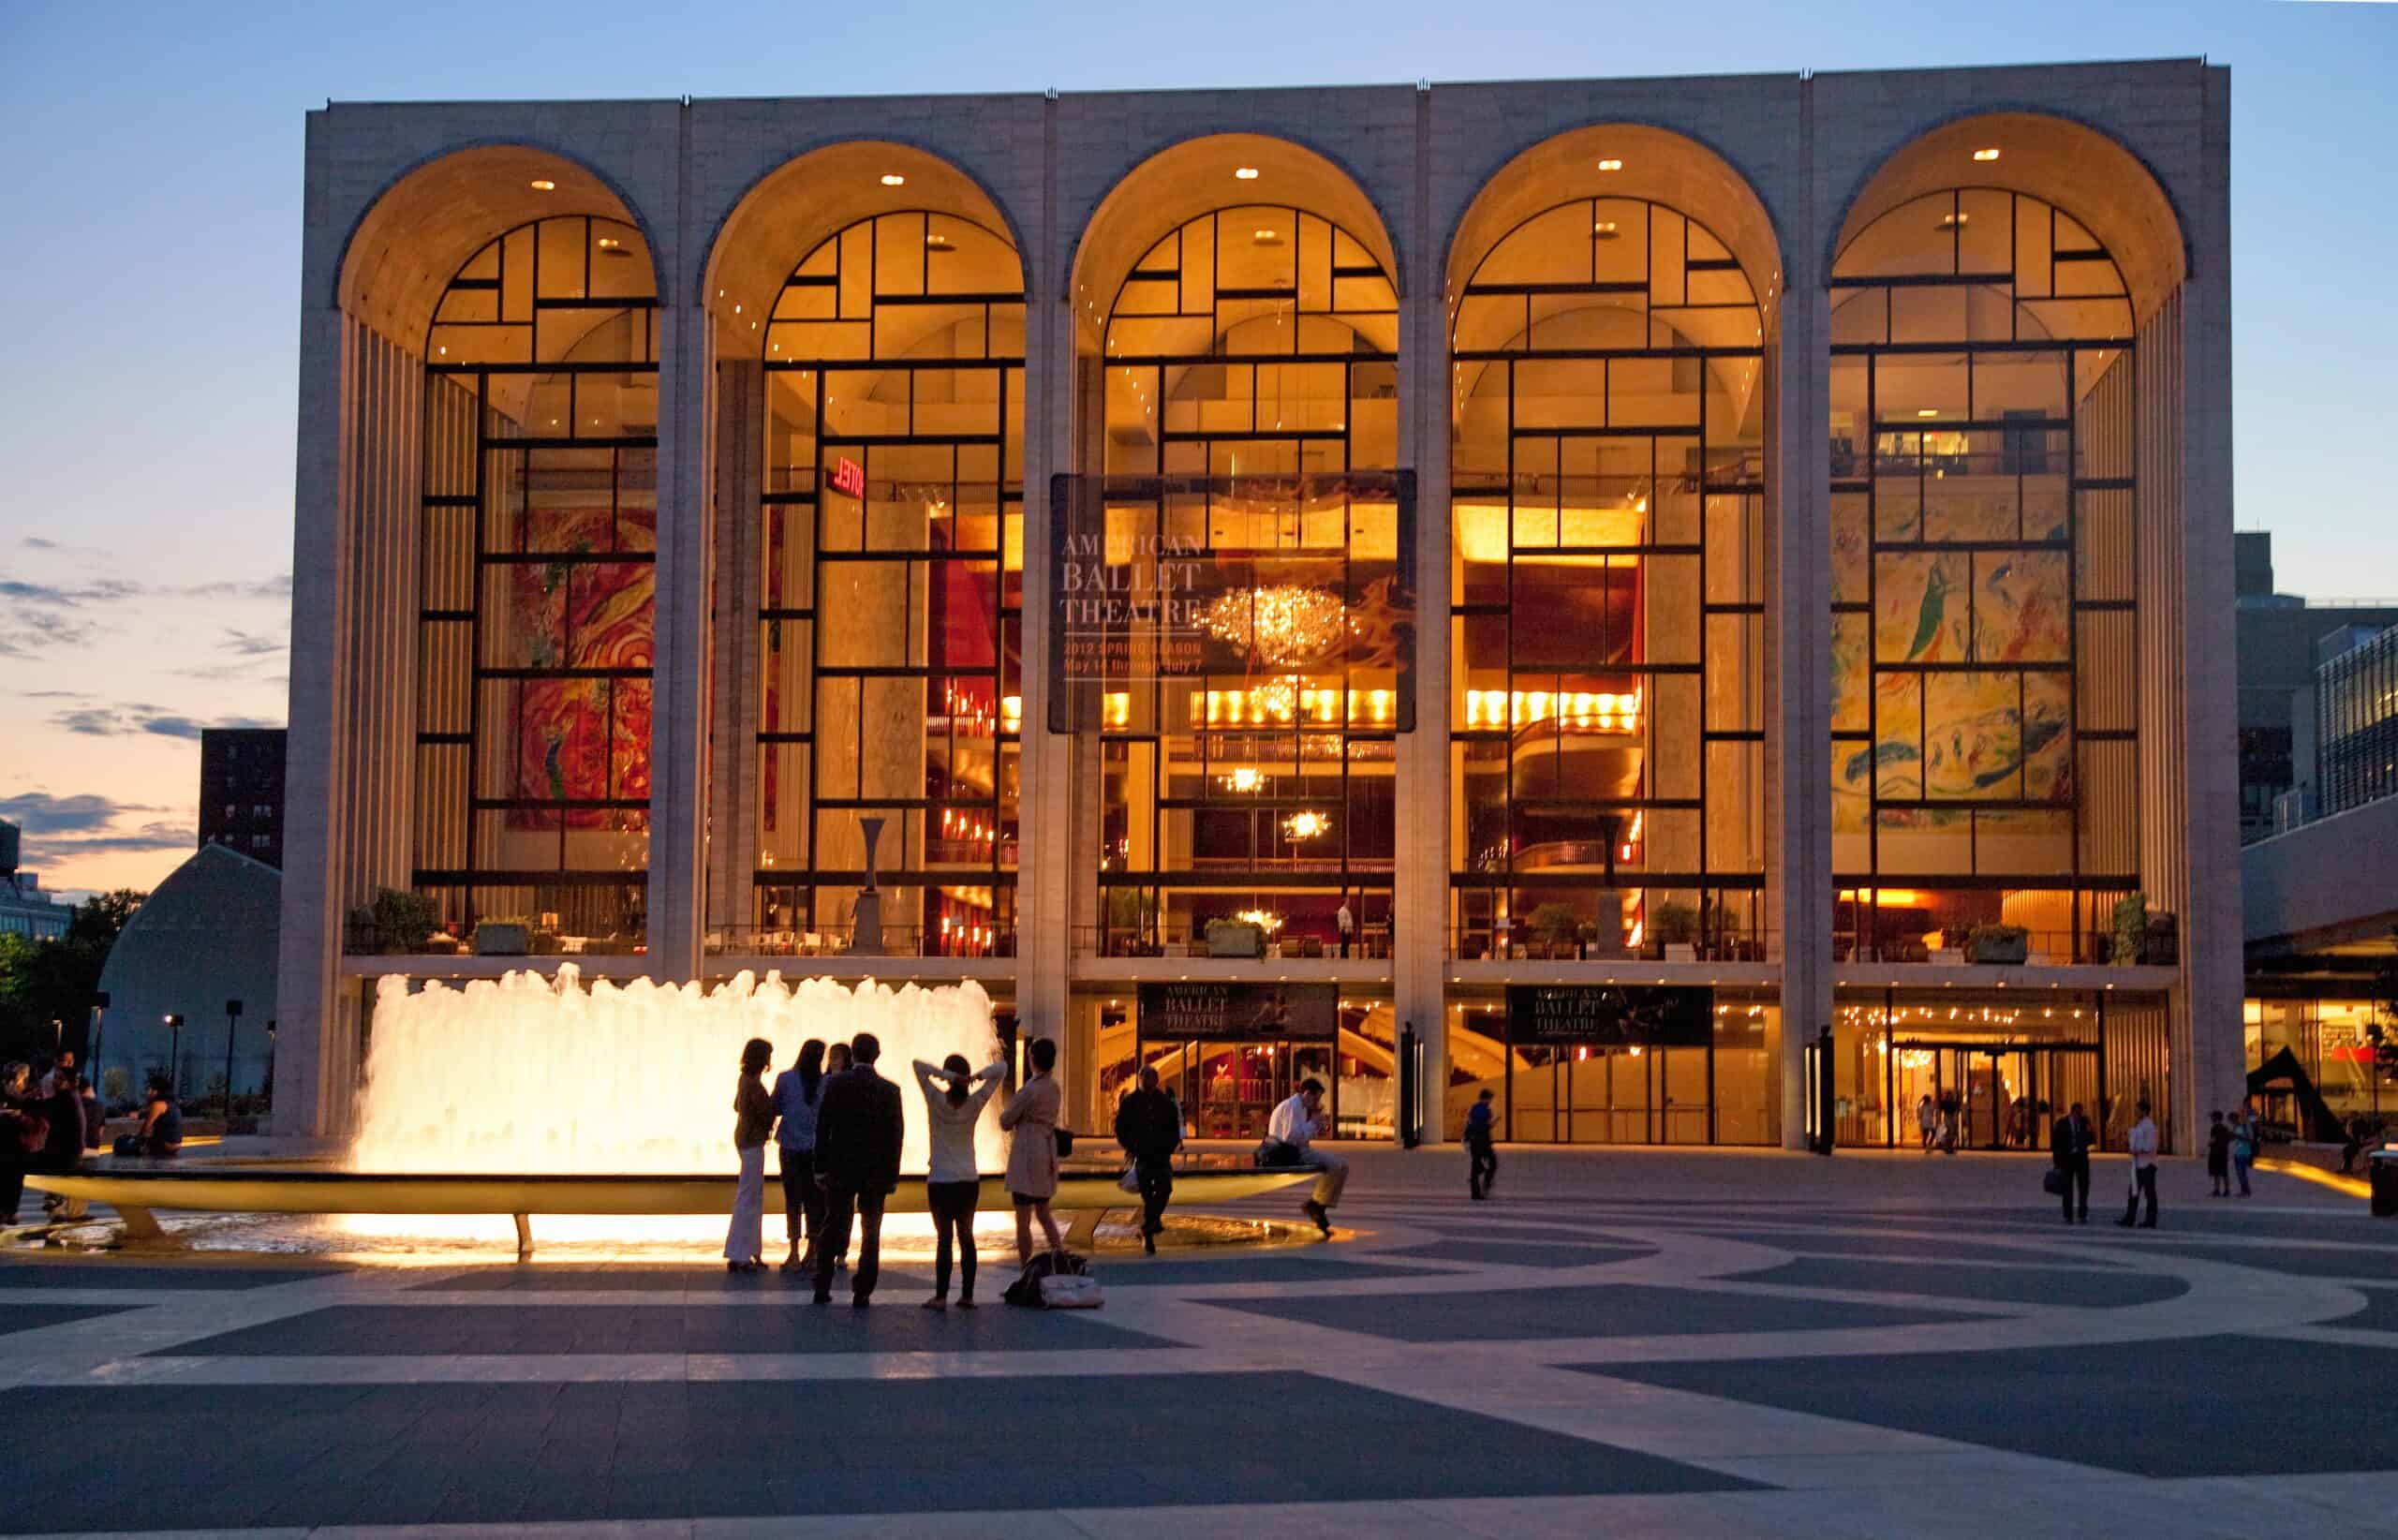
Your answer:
1505;985;1711;1048
1138;981;1340;1043
1048;472;1415;733
829;455;866;497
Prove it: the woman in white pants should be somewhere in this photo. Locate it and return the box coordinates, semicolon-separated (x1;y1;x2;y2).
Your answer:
725;1037;776;1272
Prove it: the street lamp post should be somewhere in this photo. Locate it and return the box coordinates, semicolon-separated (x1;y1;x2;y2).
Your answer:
88;992;109;1097
162;1014;185;1101
222;999;244;1119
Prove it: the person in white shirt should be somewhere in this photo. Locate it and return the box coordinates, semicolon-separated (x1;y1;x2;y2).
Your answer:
1336;900;1355;958
2116;1099;2160;1229
911;1054;1007;1309
1265;1077;1345;1236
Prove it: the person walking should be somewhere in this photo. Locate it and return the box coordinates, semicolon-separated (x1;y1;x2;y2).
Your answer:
1935;1089;1961;1154
2117;1098;2160;1229
1;1063;40;1224
723;1038;776;1274
2341;1114;2369;1176
2050;1101;2095;1223
912;1052;1005;1308
2205;1109;2231;1197
812;1032;903;1307
1917;1093;1937;1152
999;1036;1067;1266
1113;1065;1181;1253
1265;1077;1347;1236
2229;1099;2260;1198
771;1039;828;1275
1464;1087;1500;1199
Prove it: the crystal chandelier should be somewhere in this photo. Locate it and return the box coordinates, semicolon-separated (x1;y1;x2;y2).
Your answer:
1202;585;1346;668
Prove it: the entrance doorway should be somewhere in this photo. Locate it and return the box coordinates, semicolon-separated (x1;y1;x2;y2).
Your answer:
1888;1038;2100;1149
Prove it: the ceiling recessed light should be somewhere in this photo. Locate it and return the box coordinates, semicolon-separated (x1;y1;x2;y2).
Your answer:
528;179;555;191
1234;166;1260;180
1592;220;1620;239
1917;407;1941;418
1938;212;1969;230
596;236;620;249
1973;147;2001;162
925;233;954;250
1252;228;1281;244
880;173;906;186
1596;158;1623;171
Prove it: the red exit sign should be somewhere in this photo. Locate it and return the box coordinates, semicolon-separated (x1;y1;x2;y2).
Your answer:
830;456;866;498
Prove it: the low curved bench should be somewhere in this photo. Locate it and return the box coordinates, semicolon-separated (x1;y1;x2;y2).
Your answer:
26;1164;1311;1258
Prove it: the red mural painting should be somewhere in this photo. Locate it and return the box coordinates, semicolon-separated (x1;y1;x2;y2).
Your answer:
506;504;655;828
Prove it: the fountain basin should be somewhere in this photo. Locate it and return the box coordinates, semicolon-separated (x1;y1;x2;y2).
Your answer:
27;1164;1313;1258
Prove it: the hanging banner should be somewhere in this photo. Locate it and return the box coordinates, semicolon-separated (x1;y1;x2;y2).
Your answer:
1048;472;1415;733
1505;985;1712;1048
1137;981;1340;1043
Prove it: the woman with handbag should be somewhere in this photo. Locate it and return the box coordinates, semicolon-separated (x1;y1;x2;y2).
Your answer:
912;1052;1006;1308
724;1038;777;1274
999;1035;1067;1267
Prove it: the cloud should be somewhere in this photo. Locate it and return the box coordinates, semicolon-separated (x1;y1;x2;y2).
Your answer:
0;577;145;607
49;703;281;739
0;616;99;659
22;537;57;550
0;792;163;835
182;573;292;602
15;689;89;701
32;822;197;857
219;628;286;658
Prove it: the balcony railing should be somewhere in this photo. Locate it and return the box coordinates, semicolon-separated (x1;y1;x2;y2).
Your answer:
707;923;1016;961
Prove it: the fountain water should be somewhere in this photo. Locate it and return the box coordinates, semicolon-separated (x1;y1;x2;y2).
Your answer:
351;967;1006;1177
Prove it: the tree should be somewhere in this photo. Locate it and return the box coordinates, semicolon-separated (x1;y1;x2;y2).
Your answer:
0;889;145;1064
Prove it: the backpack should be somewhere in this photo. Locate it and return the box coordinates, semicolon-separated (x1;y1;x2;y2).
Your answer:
1002;1250;1100;1309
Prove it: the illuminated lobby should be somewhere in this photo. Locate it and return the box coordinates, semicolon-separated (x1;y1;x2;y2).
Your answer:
278;60;2238;1154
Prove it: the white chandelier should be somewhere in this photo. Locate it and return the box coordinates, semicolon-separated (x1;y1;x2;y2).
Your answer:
1202;585;1346;668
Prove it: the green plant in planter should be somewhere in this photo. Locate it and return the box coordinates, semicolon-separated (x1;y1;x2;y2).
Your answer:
2109;893;2148;966
1525;903;1582;954
1965;922;2029;964
1652;901;1704;948
354;887;440;954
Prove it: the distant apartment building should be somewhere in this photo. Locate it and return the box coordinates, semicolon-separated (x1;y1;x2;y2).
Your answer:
2234;532;2398;842
199;728;288;869
0;820;72;940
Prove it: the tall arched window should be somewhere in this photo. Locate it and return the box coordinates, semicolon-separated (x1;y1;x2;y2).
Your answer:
752;211;1026;955
1828;189;2138;964
1449;197;1768;964
1094;205;1402;955
413;215;658;945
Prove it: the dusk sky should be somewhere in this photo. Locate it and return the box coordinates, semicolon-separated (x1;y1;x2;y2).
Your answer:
2;0;2392;899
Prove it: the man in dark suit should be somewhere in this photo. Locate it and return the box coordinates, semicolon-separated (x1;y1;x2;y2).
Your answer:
1114;1066;1182;1254
812;1031;904;1306
2050;1100;2095;1223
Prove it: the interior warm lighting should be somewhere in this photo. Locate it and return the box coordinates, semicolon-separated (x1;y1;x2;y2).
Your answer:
596;236;620;249
1938;212;1969;230
1593;220;1620;239
1973;147;2002;161
1202;585;1345;667
925;233;954;250
1234;166;1260;180
1252;228;1281;244
880;173;906;186
528;179;555;191
1463;689;1641;733
1283;810;1331;841
1917;407;1941;418
1596;158;1623;171
1235;908;1285;934
1221;766;1265;793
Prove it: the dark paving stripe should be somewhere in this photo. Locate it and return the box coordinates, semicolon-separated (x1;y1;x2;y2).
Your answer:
1851;1206;2380;1244
1209;1281;1984;1343
0;1263;340;1291
1594;1334;2398;1478
0;1303;135;1337
415;1255;1452;1291
2329;1287;2398;1334
0;1373;1755;1529
1683;1228;2125;1266
1386;1239;1656;1269
2120;1241;2398;1281
151;1302;1181;1356
1406;1219;1658;1243
1728;1256;2186;1309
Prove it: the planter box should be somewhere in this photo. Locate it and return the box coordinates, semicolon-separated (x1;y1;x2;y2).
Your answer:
1162;942;1188;958
1929;947;1963;965
1664;943;1698;963
1966;935;2029;965
475;923;528;956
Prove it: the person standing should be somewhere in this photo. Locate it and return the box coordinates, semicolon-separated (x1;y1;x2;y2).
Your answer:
2117;1098;2160;1229
37;1050;77;1101
1464;1088;1500;1200
812;1032;903;1307
1;1063;40;1223
912;1052;1006;1308
36;1071;87;1219
724;1039;776;1274
2205;1110;2231;1197
1336;898;1355;959
1917;1093;1937;1153
1265;1077;1346;1236
818;1041;854;1272
2050;1101;2095;1223
999;1036;1067;1266
771;1039;828;1274
1113;1065;1181;1254
2229;1099;2260;1198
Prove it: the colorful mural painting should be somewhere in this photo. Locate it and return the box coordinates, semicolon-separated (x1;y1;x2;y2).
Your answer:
504;504;655;828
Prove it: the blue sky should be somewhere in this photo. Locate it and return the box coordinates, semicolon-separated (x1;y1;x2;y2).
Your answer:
1;0;2392;894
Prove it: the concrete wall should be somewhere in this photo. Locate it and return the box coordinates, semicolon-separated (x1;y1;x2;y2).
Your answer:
281;62;2237;1148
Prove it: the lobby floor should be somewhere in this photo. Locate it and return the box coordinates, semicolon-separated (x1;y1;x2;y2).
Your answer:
6;1146;2397;1538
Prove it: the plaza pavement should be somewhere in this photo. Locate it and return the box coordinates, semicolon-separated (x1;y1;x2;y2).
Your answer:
5;1145;2398;1537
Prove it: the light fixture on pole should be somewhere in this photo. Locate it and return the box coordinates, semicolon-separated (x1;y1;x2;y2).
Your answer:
162;1014;185;1101
222;999;244;1119
88;991;109;1094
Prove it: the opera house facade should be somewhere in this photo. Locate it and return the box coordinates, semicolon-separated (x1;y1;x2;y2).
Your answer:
279;61;2237;1153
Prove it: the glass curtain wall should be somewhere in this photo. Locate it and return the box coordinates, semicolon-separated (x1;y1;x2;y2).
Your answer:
413;215;659;948
753;212;1026;956
1449;198;1768;961
1829;190;2140;965
1095;207;1401;956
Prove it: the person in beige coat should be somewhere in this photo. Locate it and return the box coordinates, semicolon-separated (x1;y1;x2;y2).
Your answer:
999;1035;1067;1266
